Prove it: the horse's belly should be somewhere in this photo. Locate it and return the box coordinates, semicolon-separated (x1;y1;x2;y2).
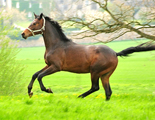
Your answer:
62;44;93;73
62;61;90;73
63;67;90;73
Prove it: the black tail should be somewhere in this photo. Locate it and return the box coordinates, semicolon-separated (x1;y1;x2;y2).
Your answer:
116;41;155;57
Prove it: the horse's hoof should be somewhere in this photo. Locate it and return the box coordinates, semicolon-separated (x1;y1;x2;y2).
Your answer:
47;88;53;93
29;91;33;98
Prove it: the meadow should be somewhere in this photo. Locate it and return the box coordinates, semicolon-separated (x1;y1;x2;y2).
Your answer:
0;40;155;120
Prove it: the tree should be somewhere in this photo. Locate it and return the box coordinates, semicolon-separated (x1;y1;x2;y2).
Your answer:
0;10;25;95
62;0;155;43
6;8;27;24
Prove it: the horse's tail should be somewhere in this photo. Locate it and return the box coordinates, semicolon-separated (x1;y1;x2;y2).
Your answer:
116;41;155;57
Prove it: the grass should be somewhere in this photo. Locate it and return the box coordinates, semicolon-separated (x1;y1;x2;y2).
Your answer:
1;39;155;120
0;94;155;120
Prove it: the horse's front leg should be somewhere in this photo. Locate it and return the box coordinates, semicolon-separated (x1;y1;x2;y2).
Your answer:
37;65;59;93
28;65;48;97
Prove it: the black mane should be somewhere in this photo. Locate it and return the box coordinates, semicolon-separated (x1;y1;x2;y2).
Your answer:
44;16;71;42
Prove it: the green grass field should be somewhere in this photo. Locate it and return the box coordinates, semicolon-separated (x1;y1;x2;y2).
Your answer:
1;40;155;120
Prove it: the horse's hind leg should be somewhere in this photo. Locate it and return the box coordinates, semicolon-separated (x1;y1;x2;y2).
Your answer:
100;73;113;101
28;65;48;97
78;73;99;98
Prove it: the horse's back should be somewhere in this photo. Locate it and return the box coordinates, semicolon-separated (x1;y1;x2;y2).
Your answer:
93;44;116;56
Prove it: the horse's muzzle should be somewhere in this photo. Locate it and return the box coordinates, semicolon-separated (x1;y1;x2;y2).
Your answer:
21;32;27;39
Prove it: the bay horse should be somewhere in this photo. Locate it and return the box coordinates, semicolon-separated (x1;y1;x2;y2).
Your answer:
21;13;155;100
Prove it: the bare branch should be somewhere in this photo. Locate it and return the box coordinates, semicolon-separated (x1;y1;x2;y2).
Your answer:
61;0;155;42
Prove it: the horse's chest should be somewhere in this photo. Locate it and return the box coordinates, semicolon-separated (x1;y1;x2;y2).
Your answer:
44;50;62;66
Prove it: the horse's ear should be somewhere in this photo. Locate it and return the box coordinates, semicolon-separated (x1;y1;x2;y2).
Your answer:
39;13;43;20
34;12;37;19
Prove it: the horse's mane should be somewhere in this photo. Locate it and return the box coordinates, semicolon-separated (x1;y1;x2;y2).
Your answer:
44;16;71;42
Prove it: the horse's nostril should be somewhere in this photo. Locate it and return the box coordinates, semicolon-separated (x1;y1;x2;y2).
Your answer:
21;32;27;39
21;32;25;36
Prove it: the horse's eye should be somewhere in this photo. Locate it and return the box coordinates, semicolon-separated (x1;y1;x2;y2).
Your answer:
33;23;36;25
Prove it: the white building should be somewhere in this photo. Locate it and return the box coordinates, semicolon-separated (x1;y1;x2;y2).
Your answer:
0;0;12;10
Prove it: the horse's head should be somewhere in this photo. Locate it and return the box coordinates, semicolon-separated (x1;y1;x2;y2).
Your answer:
21;13;45;39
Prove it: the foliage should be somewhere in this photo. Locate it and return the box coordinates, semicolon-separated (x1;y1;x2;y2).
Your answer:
0;11;25;95
5;8;27;23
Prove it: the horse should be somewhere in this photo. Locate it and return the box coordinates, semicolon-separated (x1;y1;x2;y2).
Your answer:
21;13;155;100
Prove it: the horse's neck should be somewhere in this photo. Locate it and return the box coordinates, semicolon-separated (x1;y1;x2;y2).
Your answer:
42;21;62;50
